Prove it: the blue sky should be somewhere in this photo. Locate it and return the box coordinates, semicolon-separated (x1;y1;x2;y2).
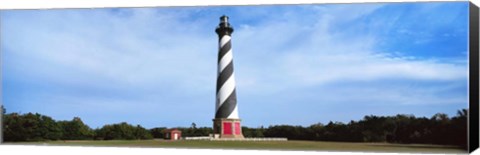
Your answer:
1;2;469;129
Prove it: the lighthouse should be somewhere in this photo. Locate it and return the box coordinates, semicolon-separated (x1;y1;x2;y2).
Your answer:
213;15;244;139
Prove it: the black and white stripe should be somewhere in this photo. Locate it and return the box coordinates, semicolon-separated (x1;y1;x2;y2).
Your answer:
215;16;239;119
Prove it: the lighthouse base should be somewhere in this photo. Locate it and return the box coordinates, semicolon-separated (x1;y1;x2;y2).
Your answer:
212;118;244;139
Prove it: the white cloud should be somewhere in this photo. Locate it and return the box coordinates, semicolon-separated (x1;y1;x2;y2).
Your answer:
232;5;466;96
3;9;218;92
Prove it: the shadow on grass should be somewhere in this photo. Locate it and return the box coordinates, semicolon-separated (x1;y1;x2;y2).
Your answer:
367;143;465;150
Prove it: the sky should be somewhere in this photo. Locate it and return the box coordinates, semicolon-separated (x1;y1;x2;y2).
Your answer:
0;2;470;129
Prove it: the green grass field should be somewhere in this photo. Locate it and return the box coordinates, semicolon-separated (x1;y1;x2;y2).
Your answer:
7;140;466;153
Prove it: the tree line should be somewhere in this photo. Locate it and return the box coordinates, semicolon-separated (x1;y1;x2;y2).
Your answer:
1;106;153;141
2;112;154;141
1;106;467;149
248;109;467;150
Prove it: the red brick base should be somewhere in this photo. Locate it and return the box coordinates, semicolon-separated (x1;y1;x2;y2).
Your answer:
213;118;244;139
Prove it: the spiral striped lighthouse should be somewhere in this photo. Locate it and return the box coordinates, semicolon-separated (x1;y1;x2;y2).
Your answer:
213;15;244;139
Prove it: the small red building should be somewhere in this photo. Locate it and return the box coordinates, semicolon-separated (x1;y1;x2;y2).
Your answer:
164;129;182;140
